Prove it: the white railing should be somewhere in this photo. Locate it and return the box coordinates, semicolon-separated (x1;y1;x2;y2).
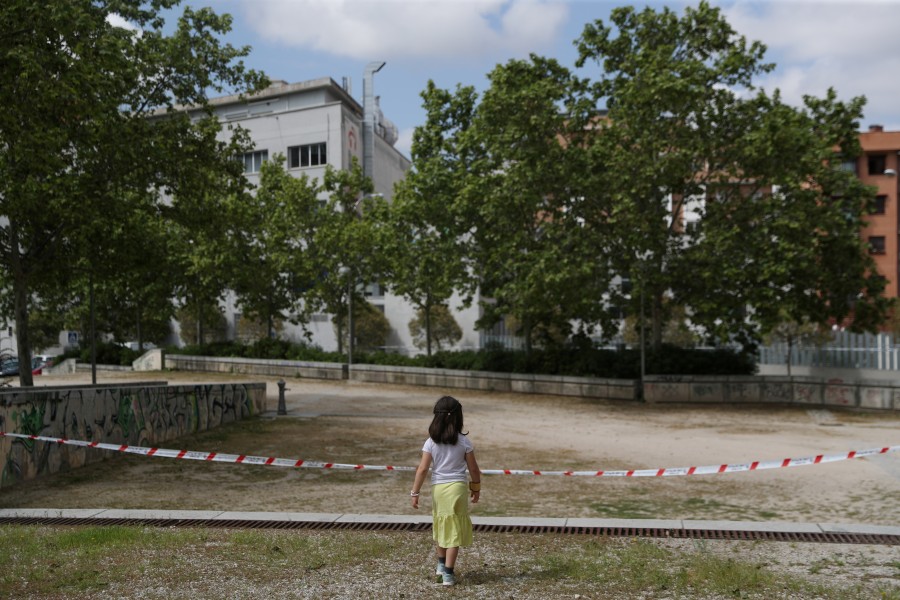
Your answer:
758;331;900;371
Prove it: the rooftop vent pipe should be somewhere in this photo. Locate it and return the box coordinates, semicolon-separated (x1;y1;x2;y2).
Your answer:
363;62;385;181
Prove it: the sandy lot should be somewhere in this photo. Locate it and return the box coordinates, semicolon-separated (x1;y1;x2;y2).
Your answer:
3;370;899;527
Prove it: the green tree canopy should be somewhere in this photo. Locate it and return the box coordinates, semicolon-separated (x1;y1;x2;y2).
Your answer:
0;0;265;383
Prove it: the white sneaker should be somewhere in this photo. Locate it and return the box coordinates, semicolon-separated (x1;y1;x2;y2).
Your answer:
441;571;456;586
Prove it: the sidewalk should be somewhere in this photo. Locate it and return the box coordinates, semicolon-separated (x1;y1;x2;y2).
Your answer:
2;508;898;538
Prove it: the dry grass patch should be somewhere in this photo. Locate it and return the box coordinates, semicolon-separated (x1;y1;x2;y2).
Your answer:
2;525;897;599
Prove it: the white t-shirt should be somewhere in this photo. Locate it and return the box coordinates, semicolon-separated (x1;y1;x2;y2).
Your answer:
422;434;473;485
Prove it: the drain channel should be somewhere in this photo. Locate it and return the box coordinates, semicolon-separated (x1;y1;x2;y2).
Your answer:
0;517;896;545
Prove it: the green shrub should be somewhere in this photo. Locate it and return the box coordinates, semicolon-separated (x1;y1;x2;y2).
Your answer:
165;339;755;377
75;342;140;366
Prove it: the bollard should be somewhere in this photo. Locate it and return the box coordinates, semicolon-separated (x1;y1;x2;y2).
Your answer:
277;379;287;415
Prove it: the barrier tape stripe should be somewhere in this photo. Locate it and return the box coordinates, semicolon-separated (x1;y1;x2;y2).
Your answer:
0;432;896;477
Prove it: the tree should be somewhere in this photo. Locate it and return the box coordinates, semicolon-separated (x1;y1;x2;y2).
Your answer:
387;82;477;356
763;311;832;377
0;0;265;384
409;304;462;352
168;131;252;348
307;160;389;355
225;155;322;340
175;302;227;346
575;1;889;351
458;56;614;353
342;302;391;353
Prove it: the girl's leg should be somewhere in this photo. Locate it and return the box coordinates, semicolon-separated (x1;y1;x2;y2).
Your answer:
444;546;459;569
436;546;447;559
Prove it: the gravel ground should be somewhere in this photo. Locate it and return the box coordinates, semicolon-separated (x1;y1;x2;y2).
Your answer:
3;371;899;598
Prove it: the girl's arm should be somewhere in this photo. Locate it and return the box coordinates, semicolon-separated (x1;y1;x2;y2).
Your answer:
466;451;481;504
411;451;432;509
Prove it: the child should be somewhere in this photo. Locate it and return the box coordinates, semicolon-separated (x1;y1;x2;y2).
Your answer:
410;395;481;587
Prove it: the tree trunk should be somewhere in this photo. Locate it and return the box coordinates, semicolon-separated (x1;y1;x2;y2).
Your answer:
425;298;433;357
90;271;97;385
9;224;34;386
336;315;345;354
136;307;143;355
196;301;204;346
651;292;663;352
523;317;533;355
786;336;793;377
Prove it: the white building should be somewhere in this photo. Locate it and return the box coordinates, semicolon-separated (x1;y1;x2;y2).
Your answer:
184;74;483;355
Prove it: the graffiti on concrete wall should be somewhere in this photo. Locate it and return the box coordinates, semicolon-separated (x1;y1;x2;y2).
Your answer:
0;383;264;488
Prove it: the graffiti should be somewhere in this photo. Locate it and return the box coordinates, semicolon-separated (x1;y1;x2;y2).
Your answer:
0;382;264;489
762;383;792;403
11;401;46;451
693;384;718;399
115;394;144;439
824;384;854;407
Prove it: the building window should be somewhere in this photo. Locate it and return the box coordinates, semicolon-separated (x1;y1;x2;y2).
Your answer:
242;150;268;173
288;142;327;168
837;158;857;174
868;154;887;175
874;195;887;215
364;282;384;298
868;236;886;254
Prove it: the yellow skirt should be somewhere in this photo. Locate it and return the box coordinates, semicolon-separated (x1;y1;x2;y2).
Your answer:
431;481;473;548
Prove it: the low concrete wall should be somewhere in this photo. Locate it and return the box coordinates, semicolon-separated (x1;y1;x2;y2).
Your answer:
165;356;637;401
167;355;348;381
133;348;165;371
163;355;900;411
348;363;637;400
0;381;267;488
644;374;900;411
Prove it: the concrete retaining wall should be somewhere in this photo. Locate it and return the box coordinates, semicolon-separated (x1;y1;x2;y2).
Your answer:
644;375;900;410
0;381;267;488
165;356;637;401
167;355;347;381
348;364;637;400
163;355;900;412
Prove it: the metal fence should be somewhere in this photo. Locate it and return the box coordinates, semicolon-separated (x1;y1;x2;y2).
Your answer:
758;330;900;371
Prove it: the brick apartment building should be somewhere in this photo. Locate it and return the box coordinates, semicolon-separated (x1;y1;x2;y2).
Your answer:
853;125;900;298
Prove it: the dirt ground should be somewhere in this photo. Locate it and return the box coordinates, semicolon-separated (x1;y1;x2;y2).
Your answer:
2;370;899;527
2;371;899;598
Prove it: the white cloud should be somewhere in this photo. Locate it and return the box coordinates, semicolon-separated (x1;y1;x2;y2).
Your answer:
395;126;415;159
106;13;141;34
724;1;900;128
241;0;569;62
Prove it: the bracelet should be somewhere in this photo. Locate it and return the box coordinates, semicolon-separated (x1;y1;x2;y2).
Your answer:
410;491;420;497
469;481;481;492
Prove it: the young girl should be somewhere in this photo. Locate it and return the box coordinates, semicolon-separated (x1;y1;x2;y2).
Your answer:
410;395;481;587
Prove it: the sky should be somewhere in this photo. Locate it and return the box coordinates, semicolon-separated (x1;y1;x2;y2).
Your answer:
177;0;900;158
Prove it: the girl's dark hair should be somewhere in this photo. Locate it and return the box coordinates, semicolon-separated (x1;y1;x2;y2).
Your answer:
428;395;467;445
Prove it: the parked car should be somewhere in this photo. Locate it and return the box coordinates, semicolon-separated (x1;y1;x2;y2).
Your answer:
1;359;19;377
31;356;52;375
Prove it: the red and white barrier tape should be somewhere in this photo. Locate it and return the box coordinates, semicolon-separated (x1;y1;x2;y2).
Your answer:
0;431;413;472
1;432;897;477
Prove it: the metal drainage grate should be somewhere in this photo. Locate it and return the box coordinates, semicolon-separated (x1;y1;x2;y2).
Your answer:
0;517;896;545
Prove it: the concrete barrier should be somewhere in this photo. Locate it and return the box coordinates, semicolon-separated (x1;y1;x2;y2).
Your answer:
166;355;348;381
347;364;637;401
161;355;900;412
0;381;266;488
644;374;899;412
